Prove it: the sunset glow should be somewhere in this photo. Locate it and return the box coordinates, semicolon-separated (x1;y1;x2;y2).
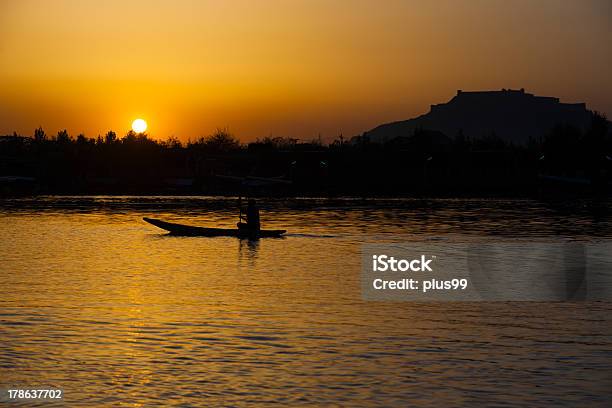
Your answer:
0;0;610;142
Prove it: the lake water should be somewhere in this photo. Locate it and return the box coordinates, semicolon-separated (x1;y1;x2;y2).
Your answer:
1;196;611;406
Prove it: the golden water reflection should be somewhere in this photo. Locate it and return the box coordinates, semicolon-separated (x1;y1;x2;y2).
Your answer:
1;197;611;406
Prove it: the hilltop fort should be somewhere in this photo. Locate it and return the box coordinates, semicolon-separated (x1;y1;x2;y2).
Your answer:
362;89;593;144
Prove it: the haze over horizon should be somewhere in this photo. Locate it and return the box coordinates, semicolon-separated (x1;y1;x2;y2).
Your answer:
1;0;611;142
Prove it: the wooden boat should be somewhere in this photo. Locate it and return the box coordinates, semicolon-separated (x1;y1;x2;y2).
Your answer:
143;217;286;238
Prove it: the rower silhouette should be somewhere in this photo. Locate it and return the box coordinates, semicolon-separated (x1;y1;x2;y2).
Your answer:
238;199;261;232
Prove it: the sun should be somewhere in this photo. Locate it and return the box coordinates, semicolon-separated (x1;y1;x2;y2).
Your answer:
132;118;147;133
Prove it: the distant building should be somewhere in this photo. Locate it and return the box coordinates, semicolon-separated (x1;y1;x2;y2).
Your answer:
362;88;593;144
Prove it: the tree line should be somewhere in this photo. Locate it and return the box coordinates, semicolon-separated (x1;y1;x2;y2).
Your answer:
0;113;610;196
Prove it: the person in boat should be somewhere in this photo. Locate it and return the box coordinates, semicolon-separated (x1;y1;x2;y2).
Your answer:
238;198;261;232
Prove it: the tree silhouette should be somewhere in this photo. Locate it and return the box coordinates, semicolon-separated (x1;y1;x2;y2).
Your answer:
56;129;71;144
192;128;240;153
76;133;87;145
162;136;182;149
122;130;150;144
105;130;117;144
33;127;46;142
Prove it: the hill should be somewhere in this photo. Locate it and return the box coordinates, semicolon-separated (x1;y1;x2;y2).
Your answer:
361;89;593;144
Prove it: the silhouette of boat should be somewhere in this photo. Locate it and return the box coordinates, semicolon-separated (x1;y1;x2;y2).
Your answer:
143;217;286;238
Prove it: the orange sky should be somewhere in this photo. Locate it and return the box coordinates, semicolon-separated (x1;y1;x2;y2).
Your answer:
0;0;611;142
